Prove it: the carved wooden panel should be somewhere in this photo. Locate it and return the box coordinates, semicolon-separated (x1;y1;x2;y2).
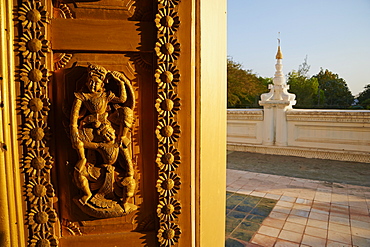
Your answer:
16;0;186;245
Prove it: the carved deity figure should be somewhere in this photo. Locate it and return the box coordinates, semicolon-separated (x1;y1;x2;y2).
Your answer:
70;64;137;218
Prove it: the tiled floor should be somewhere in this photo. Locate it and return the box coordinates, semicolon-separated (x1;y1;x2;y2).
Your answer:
226;193;277;246
226;168;370;247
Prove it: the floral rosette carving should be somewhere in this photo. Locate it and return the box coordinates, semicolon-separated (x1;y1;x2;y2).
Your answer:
26;179;55;206
158;0;180;8
28;205;57;233
155;63;180;90
156;0;181;245
18;0;56;242
19;30;50;60
21;89;50;120
156;119;181;145
18;0;48;30
157;197;181;221
156;145;180;171
29;232;58;247
155;91;181;117
23;149;53;178
157;222;181;247
155;36;180;63
22;120;49;149
20;61;48;88
155;7;180;34
156;172;181;197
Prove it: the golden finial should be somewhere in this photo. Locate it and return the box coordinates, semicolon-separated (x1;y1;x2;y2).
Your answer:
276;33;283;59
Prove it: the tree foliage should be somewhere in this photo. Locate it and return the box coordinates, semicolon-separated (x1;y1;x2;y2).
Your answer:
357;84;370;109
287;58;319;108
312;69;354;108
227;58;268;108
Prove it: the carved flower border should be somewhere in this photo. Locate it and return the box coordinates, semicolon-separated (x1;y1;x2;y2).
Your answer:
18;0;58;246
155;0;182;246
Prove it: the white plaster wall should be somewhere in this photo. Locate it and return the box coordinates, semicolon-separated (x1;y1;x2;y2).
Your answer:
227;109;263;144
286;110;370;152
227;109;370;162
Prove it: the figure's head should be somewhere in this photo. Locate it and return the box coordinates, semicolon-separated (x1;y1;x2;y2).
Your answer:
87;64;107;93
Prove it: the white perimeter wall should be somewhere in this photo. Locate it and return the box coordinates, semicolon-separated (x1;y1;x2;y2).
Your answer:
227;109;370;163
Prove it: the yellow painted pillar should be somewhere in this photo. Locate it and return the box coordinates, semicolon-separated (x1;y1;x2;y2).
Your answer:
0;0;26;246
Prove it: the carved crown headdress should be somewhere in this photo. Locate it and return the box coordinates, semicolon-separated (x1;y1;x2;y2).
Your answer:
87;64;108;80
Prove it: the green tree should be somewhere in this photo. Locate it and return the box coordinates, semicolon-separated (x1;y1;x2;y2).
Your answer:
312;68;354;108
357;84;370;109
227;58;268;108
287;58;319;108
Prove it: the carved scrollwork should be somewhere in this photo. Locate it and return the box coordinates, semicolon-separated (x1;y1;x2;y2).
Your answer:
53;4;73;70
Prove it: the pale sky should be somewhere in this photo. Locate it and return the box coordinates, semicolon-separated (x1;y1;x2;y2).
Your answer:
227;0;370;96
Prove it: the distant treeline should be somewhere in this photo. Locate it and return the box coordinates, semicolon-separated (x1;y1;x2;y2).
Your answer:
228;57;370;109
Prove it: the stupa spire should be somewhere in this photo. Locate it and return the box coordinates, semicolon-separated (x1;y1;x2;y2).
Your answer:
276;38;283;59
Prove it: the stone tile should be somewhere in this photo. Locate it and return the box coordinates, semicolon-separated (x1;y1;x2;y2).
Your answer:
257;225;280;238
265;193;281;200
280;196;296;202
330;203;349;214
306;218;328;230
250;191;266;197
251;233;276;247
308;211;329;222
231;229;255;243
290;209;309;218
282;221;305;234
269;211;289;220
350;218;370;229
272;206;291;215
278;230;302;243
350;214;370;223
352;235;370;247
329;211;349;219
327;230;352;245
283;192;300;198
262;217;285;229
301;234;326;247
246;214;266;224
314;192;332;203
351;226;370;239
304;226;327;239
276;201;294;208
295;198;312;205
329;215;350;226
350;206;369;216
292;204;311;211
237;188;253;195
286;215;307;225
274;239;300;247
326;240;351;247
328;222;351;235
225;238;245;247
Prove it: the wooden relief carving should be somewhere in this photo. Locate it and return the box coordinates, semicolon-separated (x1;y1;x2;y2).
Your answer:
155;0;182;246
69;64;137;218
18;0;58;246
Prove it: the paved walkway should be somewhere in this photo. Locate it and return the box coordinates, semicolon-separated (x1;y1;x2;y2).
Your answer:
226;159;370;246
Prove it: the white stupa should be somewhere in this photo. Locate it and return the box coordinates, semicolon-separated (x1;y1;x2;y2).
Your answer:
259;40;296;107
259;40;296;146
